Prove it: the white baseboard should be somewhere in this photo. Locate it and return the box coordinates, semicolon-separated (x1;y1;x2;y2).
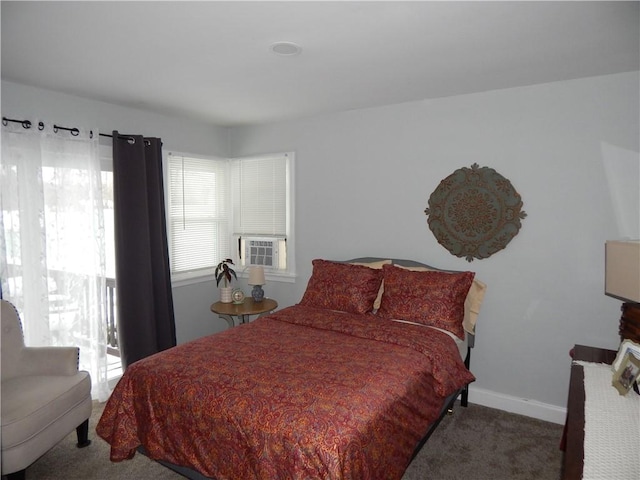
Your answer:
467;386;567;425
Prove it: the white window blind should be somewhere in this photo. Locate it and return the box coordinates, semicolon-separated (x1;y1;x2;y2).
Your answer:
167;154;229;279
231;153;288;236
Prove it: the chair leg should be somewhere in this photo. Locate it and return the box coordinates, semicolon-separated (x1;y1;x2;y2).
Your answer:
76;418;91;448
6;469;26;480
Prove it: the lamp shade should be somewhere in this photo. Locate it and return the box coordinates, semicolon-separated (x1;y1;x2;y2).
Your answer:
605;240;640;303
248;266;266;286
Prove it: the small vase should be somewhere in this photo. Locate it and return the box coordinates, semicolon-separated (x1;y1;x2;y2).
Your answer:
220;287;233;303
251;285;264;302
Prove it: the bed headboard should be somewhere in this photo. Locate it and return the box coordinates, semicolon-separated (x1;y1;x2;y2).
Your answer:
348;257;452;271
345;257;477;349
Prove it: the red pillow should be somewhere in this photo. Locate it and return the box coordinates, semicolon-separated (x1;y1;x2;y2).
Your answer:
377;264;474;339
299;259;384;314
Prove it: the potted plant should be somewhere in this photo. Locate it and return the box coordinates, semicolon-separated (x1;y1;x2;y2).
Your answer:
215;259;237;303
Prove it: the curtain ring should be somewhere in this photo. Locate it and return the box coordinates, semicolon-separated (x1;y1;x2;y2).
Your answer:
1;117;7;126
22;120;32;129
128;137;135;145
70;128;79;137
53;125;59;133
38;122;45;131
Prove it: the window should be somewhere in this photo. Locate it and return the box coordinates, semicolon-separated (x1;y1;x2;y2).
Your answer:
167;153;230;282
231;152;293;276
167;152;294;283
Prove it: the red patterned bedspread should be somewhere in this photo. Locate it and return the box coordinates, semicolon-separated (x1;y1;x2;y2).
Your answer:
97;305;475;480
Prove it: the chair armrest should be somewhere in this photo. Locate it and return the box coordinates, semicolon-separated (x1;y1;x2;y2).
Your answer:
20;346;80;376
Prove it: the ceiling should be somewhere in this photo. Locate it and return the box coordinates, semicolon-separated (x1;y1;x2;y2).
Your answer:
2;1;639;127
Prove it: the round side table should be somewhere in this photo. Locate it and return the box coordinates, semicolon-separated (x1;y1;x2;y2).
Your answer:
210;298;278;328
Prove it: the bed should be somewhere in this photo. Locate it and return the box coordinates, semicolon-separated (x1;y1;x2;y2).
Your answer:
96;257;486;480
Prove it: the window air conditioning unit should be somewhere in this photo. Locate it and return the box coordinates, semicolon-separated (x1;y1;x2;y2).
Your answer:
241;237;284;269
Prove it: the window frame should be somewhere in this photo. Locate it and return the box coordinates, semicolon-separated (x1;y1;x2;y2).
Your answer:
166;151;295;287
230;152;296;283
165;151;230;286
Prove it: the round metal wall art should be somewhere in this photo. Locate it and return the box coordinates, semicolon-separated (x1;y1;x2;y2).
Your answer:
424;163;527;262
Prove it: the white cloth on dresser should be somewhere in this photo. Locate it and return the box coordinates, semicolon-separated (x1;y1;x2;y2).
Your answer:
574;361;640;480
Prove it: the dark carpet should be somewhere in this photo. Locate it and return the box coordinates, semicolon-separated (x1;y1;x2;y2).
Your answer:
22;400;563;479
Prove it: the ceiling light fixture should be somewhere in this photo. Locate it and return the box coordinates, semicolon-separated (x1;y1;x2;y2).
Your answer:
270;41;302;56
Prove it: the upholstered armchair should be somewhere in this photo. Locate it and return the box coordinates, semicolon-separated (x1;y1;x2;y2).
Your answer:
1;300;92;480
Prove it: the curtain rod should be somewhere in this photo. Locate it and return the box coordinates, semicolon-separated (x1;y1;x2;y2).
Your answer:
1;116;144;144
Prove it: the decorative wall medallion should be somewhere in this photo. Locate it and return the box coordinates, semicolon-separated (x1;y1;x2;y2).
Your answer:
424;163;527;262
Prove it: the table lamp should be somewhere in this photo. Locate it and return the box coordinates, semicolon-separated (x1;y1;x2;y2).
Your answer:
605;240;640;343
248;266;266;302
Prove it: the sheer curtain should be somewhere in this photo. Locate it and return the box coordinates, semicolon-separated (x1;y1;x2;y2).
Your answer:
0;120;110;401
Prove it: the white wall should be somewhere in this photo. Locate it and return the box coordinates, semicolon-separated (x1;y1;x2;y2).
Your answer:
1;81;229;158
3;72;639;422
1;80;232;343
229;72;640;422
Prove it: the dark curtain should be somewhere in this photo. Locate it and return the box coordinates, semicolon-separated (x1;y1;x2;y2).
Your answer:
112;131;176;369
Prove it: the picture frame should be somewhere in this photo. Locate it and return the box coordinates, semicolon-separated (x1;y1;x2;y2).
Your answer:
611;339;640;373
612;352;640;396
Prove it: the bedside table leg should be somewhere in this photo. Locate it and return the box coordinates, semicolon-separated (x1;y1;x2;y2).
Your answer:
218;315;235;329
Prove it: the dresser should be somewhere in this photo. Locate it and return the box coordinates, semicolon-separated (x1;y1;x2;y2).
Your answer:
562;344;617;480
